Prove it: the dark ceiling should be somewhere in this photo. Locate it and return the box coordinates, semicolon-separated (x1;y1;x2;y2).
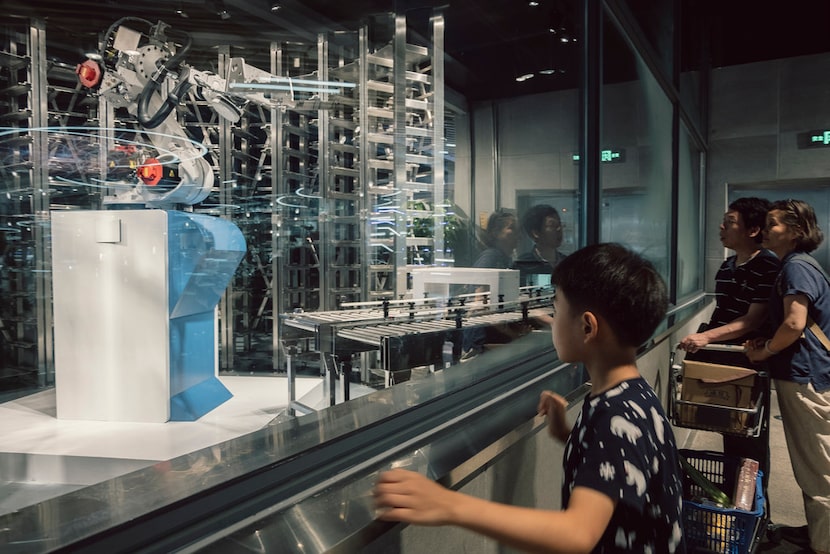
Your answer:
2;0;830;103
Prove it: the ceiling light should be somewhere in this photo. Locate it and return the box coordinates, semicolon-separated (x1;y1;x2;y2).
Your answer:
271;2;282;12
211;0;231;19
528;1;540;6
175;8;189;18
515;73;535;82
539;69;556;75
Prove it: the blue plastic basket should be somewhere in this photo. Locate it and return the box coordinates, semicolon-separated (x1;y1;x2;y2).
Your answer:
680;449;766;554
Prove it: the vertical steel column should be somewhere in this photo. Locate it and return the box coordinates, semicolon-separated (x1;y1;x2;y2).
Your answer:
359;25;370;301
431;11;446;259
579;0;602;247
29;19;52;385
392;11;408;297
271;42;284;371
217;45;235;370
318;34;332;311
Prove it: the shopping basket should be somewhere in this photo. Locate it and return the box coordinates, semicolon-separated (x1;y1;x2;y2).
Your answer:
669;345;767;437
680;449;767;554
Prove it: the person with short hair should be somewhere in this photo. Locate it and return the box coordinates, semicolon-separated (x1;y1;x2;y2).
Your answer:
746;199;830;554
374;243;685;553
515;204;567;285
680;197;780;353
678;197;780;484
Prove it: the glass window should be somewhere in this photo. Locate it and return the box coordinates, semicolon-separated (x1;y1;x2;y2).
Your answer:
626;0;675;78
677;124;703;297
600;10;673;282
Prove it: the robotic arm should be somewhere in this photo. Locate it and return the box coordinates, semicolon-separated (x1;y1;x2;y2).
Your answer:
75;18;309;208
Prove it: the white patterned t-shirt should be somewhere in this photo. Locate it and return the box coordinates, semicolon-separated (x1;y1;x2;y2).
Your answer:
563;378;686;553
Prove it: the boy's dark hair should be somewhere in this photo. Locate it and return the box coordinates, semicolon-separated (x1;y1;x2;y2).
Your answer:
521;204;560;238
552;243;668;347
729;197;771;244
770;199;824;253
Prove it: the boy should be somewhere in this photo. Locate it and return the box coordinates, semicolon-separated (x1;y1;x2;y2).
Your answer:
373;243;685;553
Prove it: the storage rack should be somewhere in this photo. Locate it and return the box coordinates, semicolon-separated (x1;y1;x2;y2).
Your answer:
0;19;51;393
0;10;449;392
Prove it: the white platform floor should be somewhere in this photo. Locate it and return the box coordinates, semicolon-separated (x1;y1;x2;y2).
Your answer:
0;375;376;515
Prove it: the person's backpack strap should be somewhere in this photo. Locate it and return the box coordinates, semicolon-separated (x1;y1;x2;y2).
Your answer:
791;253;830;351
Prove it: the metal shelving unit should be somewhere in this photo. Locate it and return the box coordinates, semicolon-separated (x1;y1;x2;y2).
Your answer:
0;19;51;395
0;10;450;389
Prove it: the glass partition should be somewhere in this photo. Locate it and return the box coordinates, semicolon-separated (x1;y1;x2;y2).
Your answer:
677;123;703;298
0;1;711;544
600;9;673;282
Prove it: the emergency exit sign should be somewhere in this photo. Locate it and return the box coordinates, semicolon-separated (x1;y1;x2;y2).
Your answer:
797;130;830;149
572;149;626;163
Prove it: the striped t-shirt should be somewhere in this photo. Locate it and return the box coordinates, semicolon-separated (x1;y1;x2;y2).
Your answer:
709;249;780;343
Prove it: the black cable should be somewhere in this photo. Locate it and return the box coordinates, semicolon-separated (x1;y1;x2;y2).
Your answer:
136;29;193;129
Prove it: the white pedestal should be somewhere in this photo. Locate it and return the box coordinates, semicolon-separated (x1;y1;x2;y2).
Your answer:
52;210;245;423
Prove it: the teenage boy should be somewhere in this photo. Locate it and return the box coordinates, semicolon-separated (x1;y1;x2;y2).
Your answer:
679;197;780;354
678;197;779;485
374;243;685;553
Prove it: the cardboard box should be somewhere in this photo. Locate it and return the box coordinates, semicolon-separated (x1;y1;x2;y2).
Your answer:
676;360;760;434
681;360;758;408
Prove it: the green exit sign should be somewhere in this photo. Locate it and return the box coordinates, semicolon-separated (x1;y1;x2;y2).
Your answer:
572;149;626;163
797;130;830;149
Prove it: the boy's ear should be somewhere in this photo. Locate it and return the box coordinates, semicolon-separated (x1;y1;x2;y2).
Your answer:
581;311;599;340
747;225;762;239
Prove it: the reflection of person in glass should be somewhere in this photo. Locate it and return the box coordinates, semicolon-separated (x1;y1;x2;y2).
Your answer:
461;210;519;361
515;204;567;285
473;209;520;270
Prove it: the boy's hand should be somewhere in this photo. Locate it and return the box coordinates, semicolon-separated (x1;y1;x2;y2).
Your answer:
537;391;569;442
373;469;457;526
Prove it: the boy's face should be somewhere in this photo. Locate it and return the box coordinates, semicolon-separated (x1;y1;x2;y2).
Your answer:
718;209;756;250
550;289;581;362
720;210;747;250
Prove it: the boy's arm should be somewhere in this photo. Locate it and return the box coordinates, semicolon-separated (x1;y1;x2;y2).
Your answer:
374;469;614;553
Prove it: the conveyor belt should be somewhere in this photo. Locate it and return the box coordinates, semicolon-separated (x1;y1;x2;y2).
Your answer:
282;289;554;372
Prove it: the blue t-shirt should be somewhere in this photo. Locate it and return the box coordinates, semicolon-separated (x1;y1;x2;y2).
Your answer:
768;252;830;391
473;246;513;269
563;378;685;553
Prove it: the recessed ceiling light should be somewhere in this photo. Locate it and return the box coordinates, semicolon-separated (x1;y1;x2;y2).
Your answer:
271;2;282;12
539;69;556;75
515;73;535;82
528;1;540;6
